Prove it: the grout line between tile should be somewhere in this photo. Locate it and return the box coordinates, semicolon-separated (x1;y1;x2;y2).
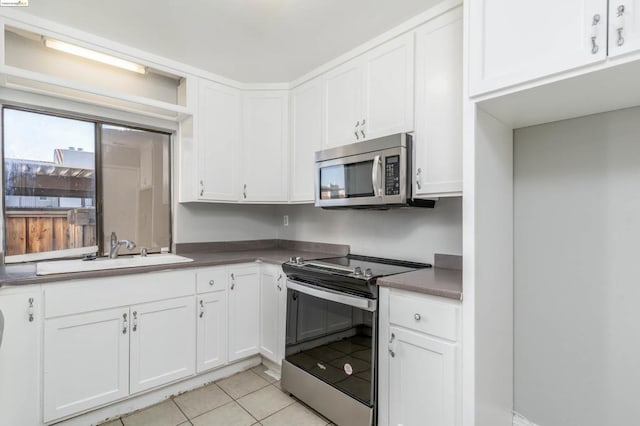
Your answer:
169;398;193;425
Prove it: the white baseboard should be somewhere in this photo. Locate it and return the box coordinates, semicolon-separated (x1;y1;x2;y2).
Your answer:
513;411;541;426
54;356;261;426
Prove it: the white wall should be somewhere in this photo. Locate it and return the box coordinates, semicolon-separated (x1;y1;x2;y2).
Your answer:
514;106;640;426
174;203;279;243
276;197;462;263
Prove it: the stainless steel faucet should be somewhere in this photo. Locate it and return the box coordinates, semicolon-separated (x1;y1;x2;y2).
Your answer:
109;231;136;259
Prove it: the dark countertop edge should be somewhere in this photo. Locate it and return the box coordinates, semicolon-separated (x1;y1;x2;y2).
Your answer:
0;247;342;288
176;239;349;257
377;254;462;301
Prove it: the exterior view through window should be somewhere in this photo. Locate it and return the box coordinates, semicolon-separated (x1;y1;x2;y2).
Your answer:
3;107;171;262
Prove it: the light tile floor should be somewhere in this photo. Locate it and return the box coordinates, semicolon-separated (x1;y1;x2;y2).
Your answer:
99;365;334;426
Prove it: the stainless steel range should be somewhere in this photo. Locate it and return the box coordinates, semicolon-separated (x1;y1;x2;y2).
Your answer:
281;254;430;426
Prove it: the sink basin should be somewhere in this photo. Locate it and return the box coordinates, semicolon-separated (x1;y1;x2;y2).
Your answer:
36;254;193;276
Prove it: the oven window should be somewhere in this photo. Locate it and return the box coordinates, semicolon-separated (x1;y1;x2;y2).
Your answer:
285;289;375;406
319;161;374;200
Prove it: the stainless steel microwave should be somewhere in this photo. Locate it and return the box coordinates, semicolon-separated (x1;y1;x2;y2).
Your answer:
315;133;435;209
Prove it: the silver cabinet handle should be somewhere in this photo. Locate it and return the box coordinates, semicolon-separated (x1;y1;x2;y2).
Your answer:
389;332;395;343
243;184;247;199
414;313;422;321
360;119;366;139
389;348;395;358
132;311;138;332
416;168;422;190
617;5;626;46
122;313;128;334
230;273;235;290
199;300;205;318
591;14;601;54
277;273;283;291
200;180;204;197
28;297;34;322
354;121;360;140
371;155;382;197
209;279;215;286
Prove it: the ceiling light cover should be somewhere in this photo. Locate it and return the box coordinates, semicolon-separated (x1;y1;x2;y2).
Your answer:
44;38;146;74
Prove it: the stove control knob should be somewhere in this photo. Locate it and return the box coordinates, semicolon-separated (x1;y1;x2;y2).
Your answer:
354;266;363;276
289;257;297;264
295;256;304;265
364;268;373;278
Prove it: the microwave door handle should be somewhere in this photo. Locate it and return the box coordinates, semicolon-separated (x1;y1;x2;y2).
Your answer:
372;155;382;197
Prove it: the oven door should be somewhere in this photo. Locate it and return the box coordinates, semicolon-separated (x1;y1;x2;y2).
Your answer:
285;279;377;407
315;146;407;208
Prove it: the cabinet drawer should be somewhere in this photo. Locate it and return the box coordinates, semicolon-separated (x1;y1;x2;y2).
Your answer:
389;292;459;341
196;267;228;293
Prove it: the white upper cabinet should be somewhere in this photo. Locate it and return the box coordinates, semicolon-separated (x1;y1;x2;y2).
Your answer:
197;79;241;201
323;59;364;148
608;1;640;57
413;6;463;197
323;32;415;148
470;0;608;96
179;78;241;202
241;91;290;202
290;77;323;202
362;32;415;140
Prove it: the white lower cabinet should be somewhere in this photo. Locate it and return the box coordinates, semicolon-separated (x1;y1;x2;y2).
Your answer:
44;307;130;422
259;264;286;364
196;266;229;372
228;264;260;361
197;290;228;372
0;288;42;426
129;296;196;394
378;287;461;426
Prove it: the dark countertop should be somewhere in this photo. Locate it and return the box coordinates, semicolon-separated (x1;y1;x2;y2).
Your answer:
0;239;348;287
376;254;462;300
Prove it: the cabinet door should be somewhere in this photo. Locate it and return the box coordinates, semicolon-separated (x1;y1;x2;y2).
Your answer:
44;307;129;422
290;78;323;202
388;326;456;426
469;0;607;96
0;290;41;426
129;296;196;394
241;91;289;202
414;7;463;197
609;0;640;57
259;265;279;363
228;265;260;361
198;79;241;201
323;59;363;148
197;291;228;372
362;32;415;140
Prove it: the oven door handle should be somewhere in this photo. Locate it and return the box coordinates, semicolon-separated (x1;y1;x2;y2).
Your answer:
287;280;377;312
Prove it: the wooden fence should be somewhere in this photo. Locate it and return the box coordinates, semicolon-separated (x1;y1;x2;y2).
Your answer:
5;209;96;256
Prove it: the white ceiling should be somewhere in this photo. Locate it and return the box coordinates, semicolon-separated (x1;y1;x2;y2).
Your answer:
22;0;441;83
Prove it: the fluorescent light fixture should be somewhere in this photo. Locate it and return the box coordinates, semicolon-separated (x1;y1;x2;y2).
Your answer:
44;38;146;74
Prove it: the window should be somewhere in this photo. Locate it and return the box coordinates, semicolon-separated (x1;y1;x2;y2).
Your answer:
3;107;171;262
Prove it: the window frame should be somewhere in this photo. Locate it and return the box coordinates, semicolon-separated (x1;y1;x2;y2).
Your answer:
1;104;174;263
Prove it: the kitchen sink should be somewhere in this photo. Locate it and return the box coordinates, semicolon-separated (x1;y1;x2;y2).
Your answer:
36;253;193;276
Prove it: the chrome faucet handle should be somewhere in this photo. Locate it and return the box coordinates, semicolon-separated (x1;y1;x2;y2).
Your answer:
123;240;136;250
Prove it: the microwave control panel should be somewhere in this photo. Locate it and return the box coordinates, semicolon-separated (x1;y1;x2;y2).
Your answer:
385;155;401;195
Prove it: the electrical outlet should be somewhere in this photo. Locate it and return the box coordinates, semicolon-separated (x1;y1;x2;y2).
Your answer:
283;215;289;226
